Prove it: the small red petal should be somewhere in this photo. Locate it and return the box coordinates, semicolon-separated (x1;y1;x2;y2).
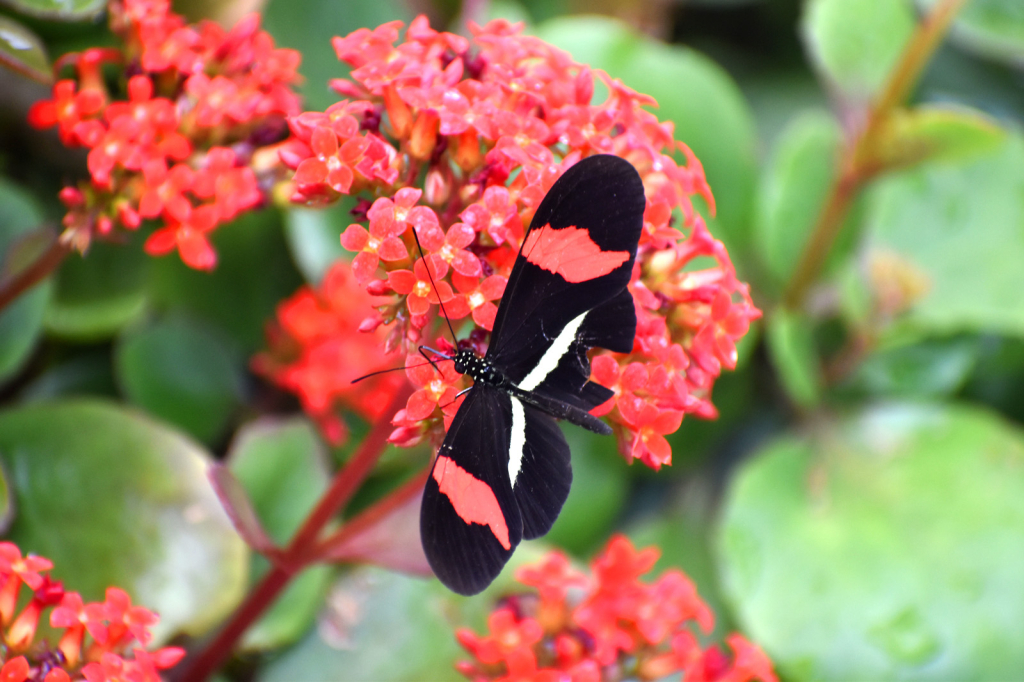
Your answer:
387;269;416;294
377;236;408;261
340;224;369;251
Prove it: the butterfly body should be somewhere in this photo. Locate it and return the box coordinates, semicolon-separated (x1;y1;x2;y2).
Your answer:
420;154;645;595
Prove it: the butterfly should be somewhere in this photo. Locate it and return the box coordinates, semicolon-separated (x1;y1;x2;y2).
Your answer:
420;154;645;595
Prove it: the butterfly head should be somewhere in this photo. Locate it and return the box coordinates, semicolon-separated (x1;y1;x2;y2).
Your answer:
452;347;507;387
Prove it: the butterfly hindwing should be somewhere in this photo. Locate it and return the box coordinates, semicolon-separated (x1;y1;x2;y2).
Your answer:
508;401;572;540
530;286;637;412
487;155;645;383
420;385;523;596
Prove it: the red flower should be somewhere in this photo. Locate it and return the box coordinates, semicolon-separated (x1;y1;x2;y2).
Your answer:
457;536;777;682
388;254;454;317
460;185;523;246
144;204;219;270
29;0;301;267
446;273;506;331
617;397;683;469
254;260;406;445
0;543;182;680
418;222;482;278
269;15;761;467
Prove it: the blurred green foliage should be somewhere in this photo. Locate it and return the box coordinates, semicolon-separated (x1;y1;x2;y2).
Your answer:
2;0;1024;679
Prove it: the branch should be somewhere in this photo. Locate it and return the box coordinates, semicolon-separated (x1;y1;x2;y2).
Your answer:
0;230;71;313
783;0;968;309
178;383;413;682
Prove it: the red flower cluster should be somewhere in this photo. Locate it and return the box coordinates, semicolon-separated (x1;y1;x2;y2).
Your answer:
266;16;759;466
28;0;301;270
0;543;183;682
456;536;776;682
254;260;406;444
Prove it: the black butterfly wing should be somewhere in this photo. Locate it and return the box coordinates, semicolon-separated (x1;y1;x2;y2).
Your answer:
487;154;645;386
420;385;523;595
510;402;572;540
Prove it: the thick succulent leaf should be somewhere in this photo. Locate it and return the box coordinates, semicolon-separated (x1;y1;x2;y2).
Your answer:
46;236;149;340
755;110;842;290
284;202;353;285
717;402;1024;680
263;0;409;112
0;400;248;641
0;180;51;383
208;463;275;554
801;0;915;103
1;0;104;20
228;417;333;650
766;308;821;409
0;16;50;83
322;481;430;575
115;315;245;445
148;210;303;353
258;548;549;682
919;0;1024;68
865;131;1024;336
872;105;1007;170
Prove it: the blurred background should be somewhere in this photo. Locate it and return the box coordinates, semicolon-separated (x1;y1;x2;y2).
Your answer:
1;0;1024;679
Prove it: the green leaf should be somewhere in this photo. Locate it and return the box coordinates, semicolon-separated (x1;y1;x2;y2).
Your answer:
842;335;980;398
545;424;628;555
258;550;548;682
0;15;50;83
229;417;330;544
801;0;915;102
920;0;1024;67
532;16;758;265
227;417;333;650
0;180;51;383
716;402;1024;680
46;236;149;341
874;105;1007;170
284;201;353;285
755;110;842;289
18;348;117;402
0;400;248;641
765;308;821;409
115;315;245;445
148;210;304;354
865;131;1024;336
263;0;408;113
962;336;1024;424
0;0;105;21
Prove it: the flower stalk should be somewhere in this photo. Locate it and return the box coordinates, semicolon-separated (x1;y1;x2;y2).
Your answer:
179;383;412;682
783;0;969;310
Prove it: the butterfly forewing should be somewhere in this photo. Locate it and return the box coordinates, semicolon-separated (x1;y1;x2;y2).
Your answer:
420;385;523;595
487;154;645;384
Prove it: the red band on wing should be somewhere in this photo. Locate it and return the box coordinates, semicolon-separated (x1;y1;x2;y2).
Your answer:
523;225;630;283
432;455;511;550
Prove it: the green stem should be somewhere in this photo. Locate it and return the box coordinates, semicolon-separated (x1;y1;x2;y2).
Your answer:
178;384;413;682
783;0;968;309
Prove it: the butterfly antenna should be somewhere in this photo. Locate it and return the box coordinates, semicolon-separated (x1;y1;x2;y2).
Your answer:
409;226;460;346
351;358;441;384
418;346;443;376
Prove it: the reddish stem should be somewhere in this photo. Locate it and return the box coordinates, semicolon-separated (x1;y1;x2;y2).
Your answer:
179;384;413;682
314;467;430;560
783;0;968;309
0;232;71;315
